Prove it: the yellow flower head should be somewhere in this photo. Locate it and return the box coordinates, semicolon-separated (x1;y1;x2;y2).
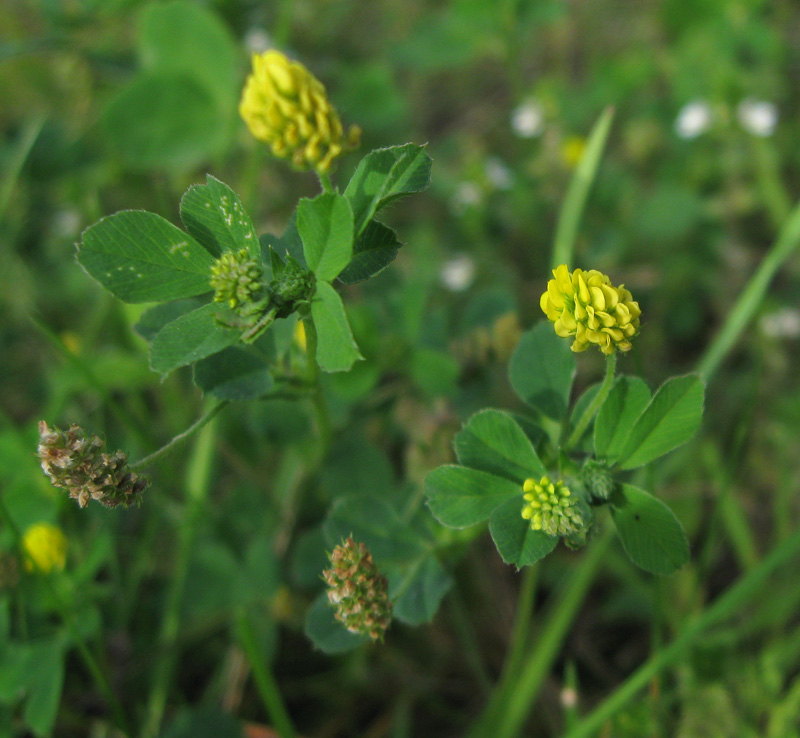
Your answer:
239;50;360;173
22;523;67;574
521;476;584;537
561;136;587;168
293;319;307;351
540;265;641;355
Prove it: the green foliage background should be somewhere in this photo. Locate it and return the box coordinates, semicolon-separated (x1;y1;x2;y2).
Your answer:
2;0;800;736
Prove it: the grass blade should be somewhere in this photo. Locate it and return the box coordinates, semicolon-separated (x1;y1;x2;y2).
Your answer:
550;106;615;270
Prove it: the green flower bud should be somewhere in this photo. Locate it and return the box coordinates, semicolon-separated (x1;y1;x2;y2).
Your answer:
580;459;615;502
268;256;313;318
210;249;265;312
323;538;392;642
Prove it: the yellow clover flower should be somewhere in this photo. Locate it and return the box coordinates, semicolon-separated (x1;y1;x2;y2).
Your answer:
239;50;360;173
521;476;584;537
22;522;67;574
540;265;641;355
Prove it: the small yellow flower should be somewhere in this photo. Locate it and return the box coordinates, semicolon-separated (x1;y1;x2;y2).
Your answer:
561;136;587;168
540;265;641;355
293;319;307;351
239;50;360;173
521;476;584;537
22;523;67;574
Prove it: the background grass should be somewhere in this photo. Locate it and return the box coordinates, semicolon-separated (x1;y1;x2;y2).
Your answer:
2;0;800;736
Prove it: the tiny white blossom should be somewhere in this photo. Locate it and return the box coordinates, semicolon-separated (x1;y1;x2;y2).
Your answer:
485;157;514;190
244;27;272;53
760;308;800;339
440;254;476;292
737;98;777;137
451;181;482;213
511;100;545;138
52;210;81;239
560;687;578;709
675;101;712;139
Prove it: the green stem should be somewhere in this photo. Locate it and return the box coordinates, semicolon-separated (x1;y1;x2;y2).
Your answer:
302;315;332;449
474;565;540;731
565;353;617;450
503;565;539;680
697;195;800;381
564;525;800;738
447;586;492;693
235;608;296;738
317;172;334;194
140;418;217;738
0;496;132;736
131;401;227;470
551;107;615;270
469;529;613;738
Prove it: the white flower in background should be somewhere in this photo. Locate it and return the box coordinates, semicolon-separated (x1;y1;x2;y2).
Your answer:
485;157;514;190
737;98;778;137
244;27;272;53
675;101;712;139
511;100;545;138
451;181;482;213
52;209;81;239
760;308;800;339
440;254;476;292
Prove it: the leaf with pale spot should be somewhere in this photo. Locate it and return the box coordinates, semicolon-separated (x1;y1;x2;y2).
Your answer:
180;175;259;259
78;210;214;303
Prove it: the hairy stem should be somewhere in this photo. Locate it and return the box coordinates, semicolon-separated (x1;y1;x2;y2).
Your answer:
302;316;332;451
565;352;616;450
132;401;227;470
317;172;334;194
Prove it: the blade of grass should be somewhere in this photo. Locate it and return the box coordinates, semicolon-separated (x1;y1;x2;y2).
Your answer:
140;413;217;738
0;114;45;223
697;196;800;381
751;136;791;230
235;608;296;738
468;528;613;738
29;314;151;446
550;107;615;271
563;524;800;738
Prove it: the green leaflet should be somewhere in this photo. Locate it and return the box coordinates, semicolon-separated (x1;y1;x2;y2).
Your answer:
611;484;690;575
78;210;215;303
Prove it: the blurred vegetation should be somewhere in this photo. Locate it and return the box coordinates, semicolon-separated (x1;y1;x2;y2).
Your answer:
2;0;800;736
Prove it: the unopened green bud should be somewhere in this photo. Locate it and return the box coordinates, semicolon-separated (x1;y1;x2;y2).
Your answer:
269;257;313;318
580;459;615;502
323;537;392;642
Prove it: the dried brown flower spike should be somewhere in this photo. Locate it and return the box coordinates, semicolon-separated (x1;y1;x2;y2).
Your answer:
323;537;392;642
37;421;149;508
